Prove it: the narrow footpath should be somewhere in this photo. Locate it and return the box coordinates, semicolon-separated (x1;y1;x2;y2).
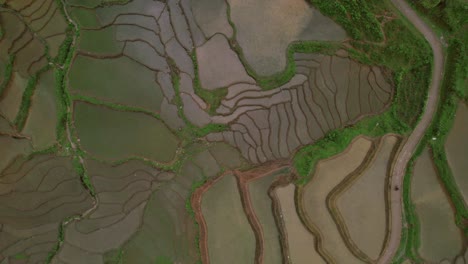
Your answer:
378;0;445;263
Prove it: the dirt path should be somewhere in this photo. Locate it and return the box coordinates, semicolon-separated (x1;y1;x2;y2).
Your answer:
378;0;444;263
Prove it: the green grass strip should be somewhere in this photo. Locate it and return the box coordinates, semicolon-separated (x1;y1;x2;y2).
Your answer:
14;66;50;131
13;74;38;130
72;155;95;196
0;54;14;96
55;27;74;146
53;2;98;200
45;219;65;263
400;140;428;263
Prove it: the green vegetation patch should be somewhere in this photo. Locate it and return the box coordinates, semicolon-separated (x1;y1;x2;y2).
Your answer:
0;54;14;96
308;0;384;42
409;0;467;32
14;66;50;131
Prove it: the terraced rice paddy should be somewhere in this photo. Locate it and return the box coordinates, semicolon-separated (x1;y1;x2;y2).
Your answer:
1;0;447;263
73;101;179;163
246;168;287;264
78;26;123;55
123;144;245;263
445;103;468;202
300;136;374;264
121;184;199;263
196;34;254;90
0;155;94;263
227;0;346;75
0;0;70;188
192;0;233;38
201;174;256;264
69;56;164;112
0;136;31;172
411;149;464;263
22;70;58;149
275;183;325;264
53;160;163;262
0;72;27;121
206;53;394;163
334;135;398;261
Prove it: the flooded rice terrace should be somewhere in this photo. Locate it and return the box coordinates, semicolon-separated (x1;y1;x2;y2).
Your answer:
0;0;466;263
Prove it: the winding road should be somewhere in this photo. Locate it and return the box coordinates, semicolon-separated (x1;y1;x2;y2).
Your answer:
378;0;445;263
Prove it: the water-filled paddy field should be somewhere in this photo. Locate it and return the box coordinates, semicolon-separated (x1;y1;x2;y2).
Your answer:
275;183;325;264
412;148;463;263
0;0;455;262
301;136;373;264
227;0;346;75
445;103;468;202
335;135;398;261
201;174;256;264
247;168;287;264
73;101;179;163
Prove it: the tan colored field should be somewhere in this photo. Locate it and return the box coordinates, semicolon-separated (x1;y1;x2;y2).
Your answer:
201;174;256;264
412;148;463;262
275;184;325;264
227;0;345;75
301;136;373;263
247;168;287;264
334;135;398;261
445;103;468;202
